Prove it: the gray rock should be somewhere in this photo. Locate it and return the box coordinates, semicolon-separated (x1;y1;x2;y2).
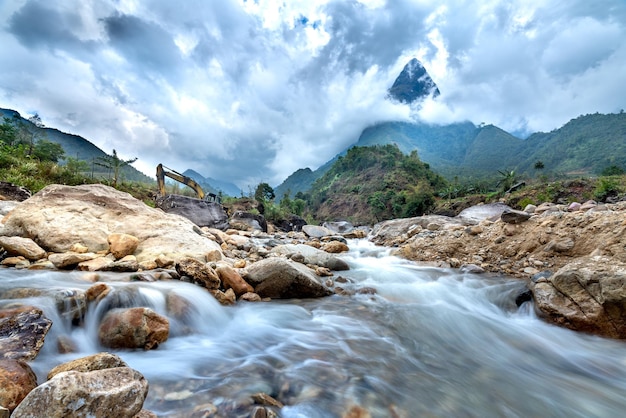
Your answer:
155;194;229;230
302;225;334;238
230;211;267;232
500;209;532;224
457;203;512;225
11;367;148;418
271;244;349;271
245;258;333;298
0;307;52;361
322;221;354;234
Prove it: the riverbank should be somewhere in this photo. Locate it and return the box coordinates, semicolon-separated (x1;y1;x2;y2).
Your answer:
369;200;626;338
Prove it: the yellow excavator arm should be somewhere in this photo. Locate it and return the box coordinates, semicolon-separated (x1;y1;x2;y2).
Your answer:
156;163;207;199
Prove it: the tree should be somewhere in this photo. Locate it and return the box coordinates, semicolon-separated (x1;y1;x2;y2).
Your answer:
534;160;545;170
33;140;65;162
496;169;517;193
254;182;275;202
13;114;47;155
95;149;137;187
0;117;17;145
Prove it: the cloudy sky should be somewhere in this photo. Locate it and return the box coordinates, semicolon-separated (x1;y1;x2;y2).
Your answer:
1;0;625;189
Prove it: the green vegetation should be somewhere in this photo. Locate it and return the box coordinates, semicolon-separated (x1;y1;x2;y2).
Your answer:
0;116;152;197
303;144;446;224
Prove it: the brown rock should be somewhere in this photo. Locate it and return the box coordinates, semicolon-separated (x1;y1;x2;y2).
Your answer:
98;308;169;350
343;405;371;418
0;307;52;360
85;283;112;302
175;257;220;289
252;392;284;408
1;256;30;268
544;238;575;253
69;243;89;253
0;236;46;260
77;254;114;271
239;292;262;302
11;367;148;418
321;241;349;253
216;265;253;296
205;249;222;262
155;253;174;268
0;359;38;412
47;352;128;380
108;233;139;259
210;288;236;305
48;252;98;269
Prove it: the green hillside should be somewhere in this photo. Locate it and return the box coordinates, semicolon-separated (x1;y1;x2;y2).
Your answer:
306;144;447;224
519;113;626;175
1;108;152;183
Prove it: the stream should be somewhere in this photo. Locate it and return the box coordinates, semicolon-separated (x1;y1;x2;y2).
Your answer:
2;239;626;417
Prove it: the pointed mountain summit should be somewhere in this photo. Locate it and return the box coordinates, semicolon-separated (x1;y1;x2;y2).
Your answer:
388;58;440;104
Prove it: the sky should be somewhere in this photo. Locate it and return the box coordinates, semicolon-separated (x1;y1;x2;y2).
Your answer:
1;0;625;190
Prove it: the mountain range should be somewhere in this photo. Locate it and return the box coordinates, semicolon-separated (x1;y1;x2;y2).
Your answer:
275;112;626;199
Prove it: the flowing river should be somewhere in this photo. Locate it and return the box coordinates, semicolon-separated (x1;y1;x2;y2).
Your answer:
3;240;626;417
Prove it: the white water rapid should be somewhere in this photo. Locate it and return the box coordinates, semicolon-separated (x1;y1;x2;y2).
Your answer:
2;240;626;417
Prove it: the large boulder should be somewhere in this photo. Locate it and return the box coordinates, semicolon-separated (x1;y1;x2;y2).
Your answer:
270;244;349;271
530;256;626;338
154;194;229;230
0;306;52;360
98;307;169;350
11;367;148;418
244;258;333;298
0;184;223;263
0;359;37;413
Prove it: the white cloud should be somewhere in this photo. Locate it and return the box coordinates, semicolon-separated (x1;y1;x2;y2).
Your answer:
0;0;625;189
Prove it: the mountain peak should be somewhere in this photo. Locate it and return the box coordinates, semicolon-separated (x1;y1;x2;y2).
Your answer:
388;58;440;104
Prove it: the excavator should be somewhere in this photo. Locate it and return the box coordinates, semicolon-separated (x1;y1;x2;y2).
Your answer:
154;163;229;230
156;163;220;203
